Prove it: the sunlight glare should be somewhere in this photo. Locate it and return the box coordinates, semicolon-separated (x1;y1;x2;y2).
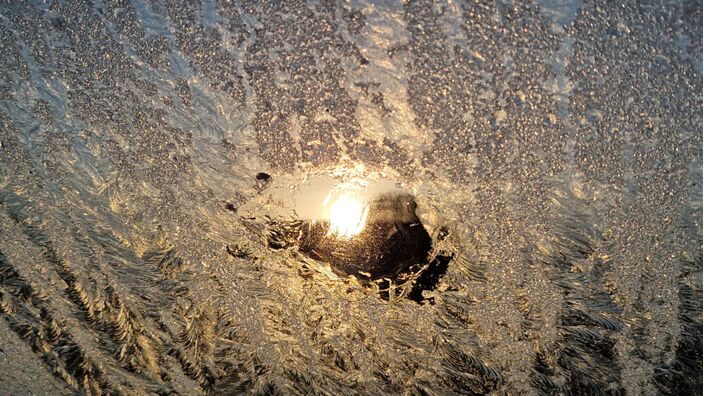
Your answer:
324;191;369;239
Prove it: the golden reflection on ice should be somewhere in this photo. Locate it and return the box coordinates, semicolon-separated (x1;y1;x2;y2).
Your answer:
322;188;369;239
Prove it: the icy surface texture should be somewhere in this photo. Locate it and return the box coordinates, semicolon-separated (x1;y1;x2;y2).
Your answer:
0;1;701;395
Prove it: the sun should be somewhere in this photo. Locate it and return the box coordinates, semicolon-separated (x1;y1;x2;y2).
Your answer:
323;191;369;239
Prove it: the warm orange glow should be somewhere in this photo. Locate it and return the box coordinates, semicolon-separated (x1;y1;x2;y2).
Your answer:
323;189;369;238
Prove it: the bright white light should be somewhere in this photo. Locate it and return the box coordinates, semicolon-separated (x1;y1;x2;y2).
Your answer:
323;190;369;239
